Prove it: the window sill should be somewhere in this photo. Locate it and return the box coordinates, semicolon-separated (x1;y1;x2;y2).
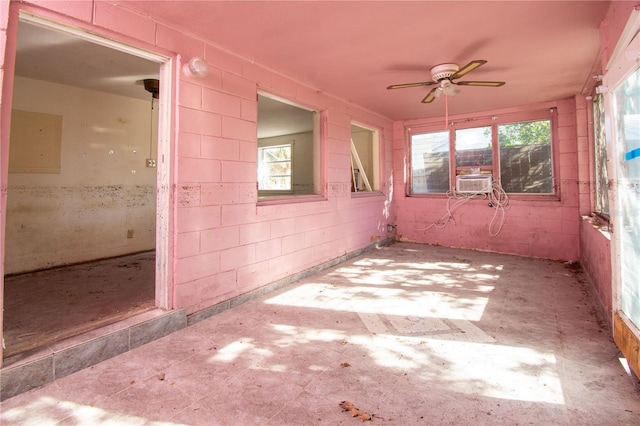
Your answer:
582;214;612;240
406;192;561;202
505;193;560;202
407;192;450;198
351;191;385;199
257;194;327;207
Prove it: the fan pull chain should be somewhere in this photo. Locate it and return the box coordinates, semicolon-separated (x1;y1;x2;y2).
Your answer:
445;94;449;130
149;97;154;158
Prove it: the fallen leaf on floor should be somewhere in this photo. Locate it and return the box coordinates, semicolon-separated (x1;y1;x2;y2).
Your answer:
157;372;165;381
340;362;351;368
339;400;373;422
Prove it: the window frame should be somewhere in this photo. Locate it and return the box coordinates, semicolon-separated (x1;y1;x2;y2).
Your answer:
256;91;325;203
350;122;382;195
592;93;610;219
496;117;555;195
257;143;293;194
407;108;557;198
409;127;452;194
454;123;496;176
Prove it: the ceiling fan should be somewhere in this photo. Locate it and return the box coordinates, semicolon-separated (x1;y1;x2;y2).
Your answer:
387;60;505;103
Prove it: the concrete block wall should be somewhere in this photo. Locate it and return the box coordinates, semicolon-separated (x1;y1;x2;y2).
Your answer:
574;91;612;325
575;94;593;215
575;1;638;332
0;1;394;316
580;220;612;326
393;99;581;261
169;21;395;313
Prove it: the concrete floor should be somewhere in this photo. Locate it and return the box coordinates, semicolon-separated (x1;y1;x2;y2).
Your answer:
1;242;639;424
3;252;155;360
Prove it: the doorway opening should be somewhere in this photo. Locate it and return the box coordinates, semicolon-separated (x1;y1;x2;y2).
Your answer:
2;15;171;363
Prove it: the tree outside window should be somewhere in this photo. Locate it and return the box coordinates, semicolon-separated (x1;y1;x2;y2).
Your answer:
409;113;554;195
498;120;553;193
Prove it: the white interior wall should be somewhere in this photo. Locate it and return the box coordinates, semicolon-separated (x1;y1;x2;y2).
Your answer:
5;77;156;274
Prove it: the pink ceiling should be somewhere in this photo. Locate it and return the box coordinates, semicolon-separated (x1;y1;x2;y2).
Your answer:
119;1;610;120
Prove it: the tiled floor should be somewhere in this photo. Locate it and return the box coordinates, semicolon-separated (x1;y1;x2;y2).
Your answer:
1;242;639;425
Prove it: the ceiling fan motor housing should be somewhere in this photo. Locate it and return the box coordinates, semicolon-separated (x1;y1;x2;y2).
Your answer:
143;78;160;99
430;63;460;82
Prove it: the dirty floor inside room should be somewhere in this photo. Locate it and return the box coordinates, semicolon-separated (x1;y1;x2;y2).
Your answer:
1;242;639;425
2;251;155;360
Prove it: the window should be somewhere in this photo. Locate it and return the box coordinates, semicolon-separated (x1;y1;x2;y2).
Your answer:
351;124;380;193
455;126;492;169
257;94;320;197
612;65;640;329
409;112;554;195
592;94;609;216
258;144;292;191
410;130;450;194
498;119;553;193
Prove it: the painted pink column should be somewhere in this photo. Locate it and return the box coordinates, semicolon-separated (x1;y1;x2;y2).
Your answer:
0;0;15;367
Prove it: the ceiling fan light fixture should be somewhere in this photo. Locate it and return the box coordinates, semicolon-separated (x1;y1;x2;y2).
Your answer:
440;80;460;96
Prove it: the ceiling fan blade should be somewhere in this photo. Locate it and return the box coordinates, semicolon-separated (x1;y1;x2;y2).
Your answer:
387;81;436;90
421;87;439;103
450;60;487;79
455;81;505;87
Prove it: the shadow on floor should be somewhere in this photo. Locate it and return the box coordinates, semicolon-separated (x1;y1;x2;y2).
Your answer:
2;243;639;424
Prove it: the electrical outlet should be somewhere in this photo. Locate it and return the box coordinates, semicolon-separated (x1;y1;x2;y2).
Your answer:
146;158;156;168
127;229;134;239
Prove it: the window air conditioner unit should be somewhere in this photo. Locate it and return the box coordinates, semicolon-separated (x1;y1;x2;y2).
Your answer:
456;175;492;194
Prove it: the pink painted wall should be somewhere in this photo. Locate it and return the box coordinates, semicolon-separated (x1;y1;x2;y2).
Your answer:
575;89;613;326
598;1;638;71
0;0;11;362
580;221;612;325
393;99;581;261
0;1;395;315
576;1;637;329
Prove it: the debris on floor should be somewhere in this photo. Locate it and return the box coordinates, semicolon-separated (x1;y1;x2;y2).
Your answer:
564;260;582;273
339;400;373;422
340;362;351;368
